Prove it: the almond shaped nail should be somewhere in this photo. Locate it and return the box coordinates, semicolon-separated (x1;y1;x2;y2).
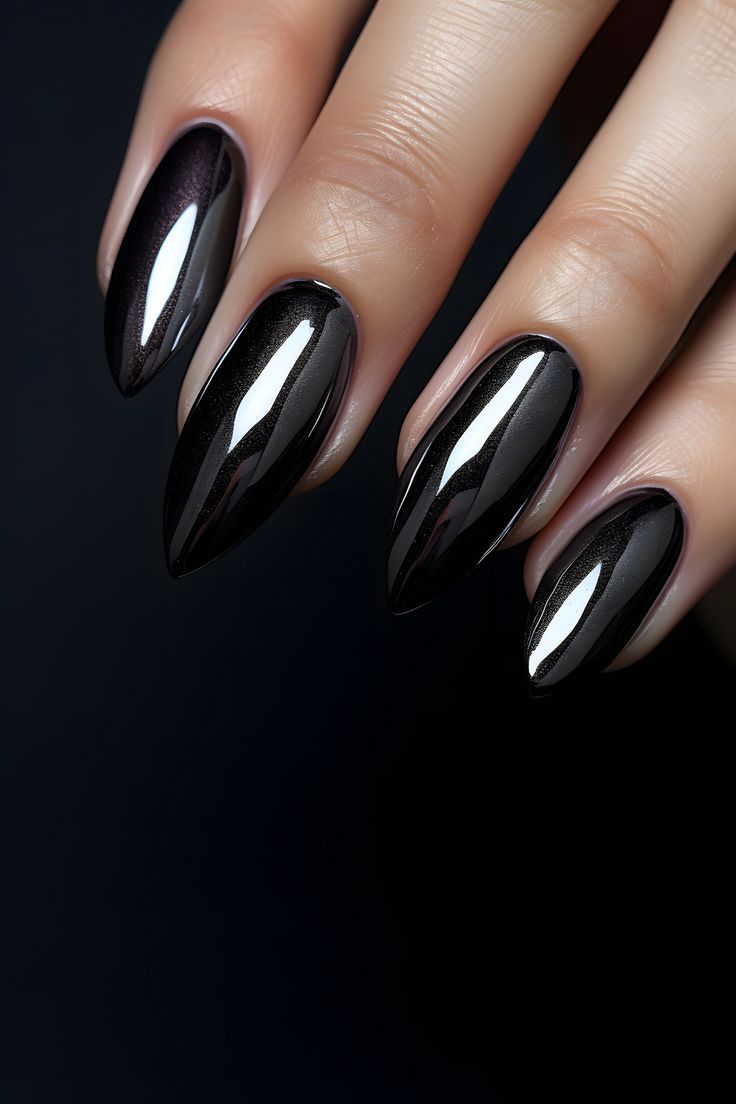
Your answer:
388;335;581;613
164;279;356;577
525;490;684;696
105;126;243;397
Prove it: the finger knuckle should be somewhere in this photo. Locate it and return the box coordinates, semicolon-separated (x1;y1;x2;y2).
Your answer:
245;2;323;81
296;111;455;267
164;2;320;120
181;0;320;86
540;202;682;325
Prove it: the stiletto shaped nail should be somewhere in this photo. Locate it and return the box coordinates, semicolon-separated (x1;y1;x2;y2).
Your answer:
525;491;684;696
388;336;580;613
164;279;356;577
105;126;243;397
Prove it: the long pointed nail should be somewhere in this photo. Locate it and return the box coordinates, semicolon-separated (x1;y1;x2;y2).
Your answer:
387;336;580;613
524;490;684;696
164;279;356;577
104;126;243;397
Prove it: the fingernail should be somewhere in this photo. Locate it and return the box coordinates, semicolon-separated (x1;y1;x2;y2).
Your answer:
524;491;684;696
387;335;580;613
105;126;243;397
164;279;356;577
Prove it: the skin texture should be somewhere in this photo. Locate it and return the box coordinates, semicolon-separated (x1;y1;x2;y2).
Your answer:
399;0;736;537
99;0;736;676
97;0;370;289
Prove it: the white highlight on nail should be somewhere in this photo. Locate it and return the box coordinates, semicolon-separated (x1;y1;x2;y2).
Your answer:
141;202;198;346
528;561;602;678
228;319;314;452
437;351;544;493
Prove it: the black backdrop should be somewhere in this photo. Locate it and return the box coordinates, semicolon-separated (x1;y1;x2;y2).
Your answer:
2;2;730;1100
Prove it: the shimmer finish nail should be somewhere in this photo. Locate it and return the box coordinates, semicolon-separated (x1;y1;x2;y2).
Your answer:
525;491;684;696
388;336;580;613
105;126;243;397
164;279;356;577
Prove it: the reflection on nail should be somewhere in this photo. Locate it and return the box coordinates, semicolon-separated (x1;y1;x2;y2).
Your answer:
105;126;243;396
525;490;684;695
388;335;581;613
164;279;356;577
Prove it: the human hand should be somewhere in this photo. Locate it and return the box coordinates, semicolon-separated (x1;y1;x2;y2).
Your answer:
99;0;736;693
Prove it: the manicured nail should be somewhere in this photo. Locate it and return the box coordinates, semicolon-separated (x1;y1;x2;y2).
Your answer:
388;335;580;613
164;279;356;577
524;490;684;696
105;126;243;397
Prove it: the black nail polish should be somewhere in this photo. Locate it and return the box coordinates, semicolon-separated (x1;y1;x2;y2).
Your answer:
105;126;243;397
164;279;356;577
388;335;580;613
525;491;684;696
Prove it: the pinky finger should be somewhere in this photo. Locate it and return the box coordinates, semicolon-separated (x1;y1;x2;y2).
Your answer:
523;268;736;695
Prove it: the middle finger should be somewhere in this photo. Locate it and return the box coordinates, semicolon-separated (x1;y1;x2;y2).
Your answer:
165;0;614;576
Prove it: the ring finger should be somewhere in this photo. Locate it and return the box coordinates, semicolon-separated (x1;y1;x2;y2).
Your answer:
389;0;736;612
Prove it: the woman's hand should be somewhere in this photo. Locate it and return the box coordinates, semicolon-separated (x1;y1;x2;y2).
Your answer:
98;0;736;693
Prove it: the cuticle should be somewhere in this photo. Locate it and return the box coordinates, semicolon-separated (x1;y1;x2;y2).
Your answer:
232;273;362;363
429;330;586;439
167;116;249;185
533;483;688;613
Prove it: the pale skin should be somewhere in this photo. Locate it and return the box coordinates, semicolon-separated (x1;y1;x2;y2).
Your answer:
98;0;736;672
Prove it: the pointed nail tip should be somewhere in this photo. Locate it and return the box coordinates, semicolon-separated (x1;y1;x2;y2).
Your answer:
525;668;591;700
387;590;406;616
165;539;209;577
165;549;187;579
523;660;540;699
523;652;555;700
526;678;550;701
388;585;431;616
166;536;224;578
164;536;191;579
110;368;144;399
108;348;168;397
388;600;410;617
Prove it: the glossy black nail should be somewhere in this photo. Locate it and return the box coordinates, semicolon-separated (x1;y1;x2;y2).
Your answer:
164;279;356;577
388;335;580;613
105;126;243;397
525;491;684;696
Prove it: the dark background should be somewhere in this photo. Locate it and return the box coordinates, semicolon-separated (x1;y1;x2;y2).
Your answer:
2;2;731;1100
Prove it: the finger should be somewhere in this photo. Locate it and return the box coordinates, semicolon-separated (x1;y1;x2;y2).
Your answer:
391;0;736;610
523;267;736;694
99;0;367;395
166;0;616;575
